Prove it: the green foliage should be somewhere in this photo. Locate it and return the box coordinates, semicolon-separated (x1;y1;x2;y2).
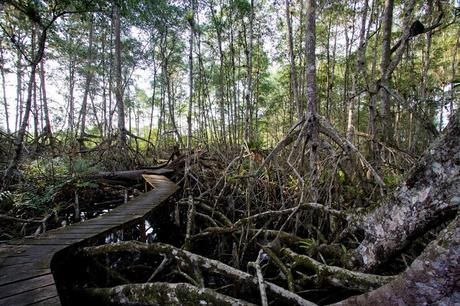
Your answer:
337;170;346;185
14;181;67;214
383;175;398;187
11;157;100;214
231;0;251;16
0;191;13;213
71;158;101;177
247;139;264;151
298;238;318;254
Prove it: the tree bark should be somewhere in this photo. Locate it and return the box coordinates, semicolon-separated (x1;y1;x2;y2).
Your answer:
351;110;460;271
285;0;300;117
304;0;319;201
114;4;126;147
244;0;254;145
379;0;394;145
39;56;53;148
0;40;10;134
337;216;459;305
78;15;95;150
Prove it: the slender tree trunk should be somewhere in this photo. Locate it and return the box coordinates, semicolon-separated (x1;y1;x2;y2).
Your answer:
185;0;195;190
15;50;23;132
421;0;433;100
78;16;95;150
210;3;227;145
39;56;53;148
32;25;39;151
101;27;107;138
379;0;393;145
325;17;332;119
114;4;126;147
450;29;459;118
305;0;318;201
68;59;76;135
367;3;380;161
327;27;337;121
108;12;114;136
147;51;156;148
244;0;254;144
285;0;300;117
0;41;10;133
165;62;183;147
3;64;38;189
346;76;356;141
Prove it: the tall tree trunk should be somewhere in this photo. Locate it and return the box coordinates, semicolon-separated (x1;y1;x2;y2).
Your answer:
305;0;318;201
421;0;433;100
450;29;459;118
379;0;394;145
367;2;380;161
325;17;332;120
68;59;76;135
32;25;39;151
210;2;227;145
3;63;38;189
0;40;10;134
185;0;195;189
15;50;23;132
108;12;114;136
244;0;254;144
78;15;95;151
147;50;156;149
39;56;53;148
114;4;126;147
285;0;300;117
101;27;107;138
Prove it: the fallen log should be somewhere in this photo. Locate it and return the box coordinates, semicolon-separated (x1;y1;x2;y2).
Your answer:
94;169;174;184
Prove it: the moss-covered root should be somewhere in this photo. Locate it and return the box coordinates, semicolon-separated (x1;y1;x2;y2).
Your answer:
85;282;256;305
82;241;317;306
282;248;394;292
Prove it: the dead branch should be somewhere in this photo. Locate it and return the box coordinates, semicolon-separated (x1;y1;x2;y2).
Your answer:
192;228;302;246
233;203;348;227
317;115;385;189
248;250;268;306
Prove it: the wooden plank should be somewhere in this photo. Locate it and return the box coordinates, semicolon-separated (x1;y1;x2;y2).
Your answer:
0;175;178;305
0;274;55;299
31;295;61;305
0;267;51;286
7;237;83;246
0;283;59;306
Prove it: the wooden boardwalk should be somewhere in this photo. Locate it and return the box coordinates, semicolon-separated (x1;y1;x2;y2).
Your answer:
0;175;178;306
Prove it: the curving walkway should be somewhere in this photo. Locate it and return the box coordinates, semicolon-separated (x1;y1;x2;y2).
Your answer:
0;175;178;306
